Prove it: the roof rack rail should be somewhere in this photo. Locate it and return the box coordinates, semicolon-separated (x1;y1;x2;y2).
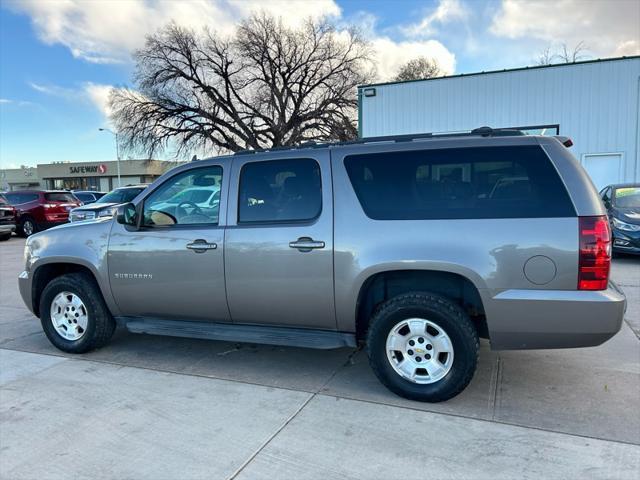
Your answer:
233;126;524;155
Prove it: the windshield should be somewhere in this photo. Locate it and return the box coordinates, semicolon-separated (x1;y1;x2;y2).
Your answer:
614;187;640;208
100;187;145;204
45;192;77;202
0;195;7;205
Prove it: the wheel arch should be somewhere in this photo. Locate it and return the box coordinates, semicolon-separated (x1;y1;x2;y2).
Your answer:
31;261;103;318
354;269;488;343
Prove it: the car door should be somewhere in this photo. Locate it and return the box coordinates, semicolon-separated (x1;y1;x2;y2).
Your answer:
108;160;230;323
225;151;335;329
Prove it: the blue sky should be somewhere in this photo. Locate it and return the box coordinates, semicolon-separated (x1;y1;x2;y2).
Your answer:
1;0;638;167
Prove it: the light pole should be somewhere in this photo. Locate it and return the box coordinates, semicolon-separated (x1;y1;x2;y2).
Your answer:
98;128;121;187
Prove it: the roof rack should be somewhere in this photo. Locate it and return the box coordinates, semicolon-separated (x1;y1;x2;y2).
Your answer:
233;126;524;155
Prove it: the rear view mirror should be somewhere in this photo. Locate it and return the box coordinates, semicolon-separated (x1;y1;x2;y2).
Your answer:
116;202;138;228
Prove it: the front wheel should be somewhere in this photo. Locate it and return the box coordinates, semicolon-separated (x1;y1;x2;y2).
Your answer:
40;273;116;353
367;292;479;402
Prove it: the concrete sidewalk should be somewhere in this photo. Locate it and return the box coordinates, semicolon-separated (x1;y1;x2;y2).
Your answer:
1;237;639;479
1;349;638;480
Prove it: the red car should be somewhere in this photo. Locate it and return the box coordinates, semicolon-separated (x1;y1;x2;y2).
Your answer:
4;190;81;237
0;193;17;241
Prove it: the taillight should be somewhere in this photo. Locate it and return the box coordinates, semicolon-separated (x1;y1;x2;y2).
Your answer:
578;216;611;290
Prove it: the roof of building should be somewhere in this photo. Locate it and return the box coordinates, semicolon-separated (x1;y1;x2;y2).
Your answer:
359;55;640;90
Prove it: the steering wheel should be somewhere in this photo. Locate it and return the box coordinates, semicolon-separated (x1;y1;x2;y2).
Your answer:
176;201;203;220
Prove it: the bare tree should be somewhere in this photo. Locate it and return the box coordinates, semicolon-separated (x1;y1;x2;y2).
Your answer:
536;46;555;66
110;14;373;155
535;41;590;65
393;57;442;82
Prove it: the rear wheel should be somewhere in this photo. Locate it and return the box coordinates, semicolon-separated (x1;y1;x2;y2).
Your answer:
40;273;115;353
367;292;479;402
0;232;10;241
19;217;37;237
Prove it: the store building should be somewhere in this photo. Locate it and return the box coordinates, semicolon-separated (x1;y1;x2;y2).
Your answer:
1;159;182;192
358;56;640;190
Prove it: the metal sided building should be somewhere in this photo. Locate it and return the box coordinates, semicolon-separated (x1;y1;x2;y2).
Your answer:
358;56;640;190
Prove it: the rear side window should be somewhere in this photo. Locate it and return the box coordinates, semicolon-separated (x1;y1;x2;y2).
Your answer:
75;193;95;203
344;146;575;220
238;158;322;223
5;193;38;204
45;192;77;202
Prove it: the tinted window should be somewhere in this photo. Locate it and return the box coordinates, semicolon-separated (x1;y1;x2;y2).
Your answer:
238;158;321;223
5;193;38;204
75;193;95;203
143;166;222;226
45;192;77;202
100;187;145;204
344;146;575;220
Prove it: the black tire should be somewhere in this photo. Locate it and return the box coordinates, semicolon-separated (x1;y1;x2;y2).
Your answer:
367;292;479;402
18;217;37;237
0;232;10;241
39;273;116;353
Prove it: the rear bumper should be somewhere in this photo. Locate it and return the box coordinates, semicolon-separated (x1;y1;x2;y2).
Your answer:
0;223;16;234
485;281;626;350
37;220;68;230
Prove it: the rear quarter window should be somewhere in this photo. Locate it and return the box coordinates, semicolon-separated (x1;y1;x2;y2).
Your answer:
344;145;575;220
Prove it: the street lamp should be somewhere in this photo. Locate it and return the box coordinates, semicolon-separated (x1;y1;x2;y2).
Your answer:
98;128;121;187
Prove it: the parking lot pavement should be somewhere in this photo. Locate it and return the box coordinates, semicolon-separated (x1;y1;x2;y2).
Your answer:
1;236;639;479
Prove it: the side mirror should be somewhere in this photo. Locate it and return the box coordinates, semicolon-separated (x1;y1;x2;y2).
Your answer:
116;202;138;228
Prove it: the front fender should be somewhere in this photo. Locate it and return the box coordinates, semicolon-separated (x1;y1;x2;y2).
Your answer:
23;219;120;316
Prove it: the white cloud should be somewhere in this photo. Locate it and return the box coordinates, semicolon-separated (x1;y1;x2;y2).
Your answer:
83;83;115;120
9;0;457;81
28;81;81;100
0;98;10;104
490;0;640;58
7;0;342;63
372;38;456;80
28;80;116;122
403;0;469;37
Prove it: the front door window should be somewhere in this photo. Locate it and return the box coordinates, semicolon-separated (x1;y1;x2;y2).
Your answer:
143;167;222;226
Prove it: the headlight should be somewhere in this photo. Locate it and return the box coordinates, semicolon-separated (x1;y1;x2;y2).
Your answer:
70;211;95;222
98;207;118;218
612;218;640;232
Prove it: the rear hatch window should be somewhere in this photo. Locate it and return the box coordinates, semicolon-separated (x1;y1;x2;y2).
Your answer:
45;192;78;203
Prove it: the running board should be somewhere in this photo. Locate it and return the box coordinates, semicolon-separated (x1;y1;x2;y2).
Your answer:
118;317;357;350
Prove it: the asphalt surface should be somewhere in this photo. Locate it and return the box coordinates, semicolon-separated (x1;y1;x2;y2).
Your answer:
1;236;639;479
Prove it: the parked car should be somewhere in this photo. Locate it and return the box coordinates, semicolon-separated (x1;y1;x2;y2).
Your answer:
600;183;640;254
72;190;107;204
149;185;220;220
0;193;17;241
18;128;626;402
69;185;147;222
4;190;81;237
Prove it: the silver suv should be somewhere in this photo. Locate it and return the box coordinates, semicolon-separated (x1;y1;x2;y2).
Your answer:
18;129;626;402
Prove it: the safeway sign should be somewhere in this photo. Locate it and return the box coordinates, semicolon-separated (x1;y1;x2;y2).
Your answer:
69;164;108;175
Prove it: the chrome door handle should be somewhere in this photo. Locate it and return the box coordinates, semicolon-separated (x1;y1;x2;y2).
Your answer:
186;239;217;253
289;237;325;252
